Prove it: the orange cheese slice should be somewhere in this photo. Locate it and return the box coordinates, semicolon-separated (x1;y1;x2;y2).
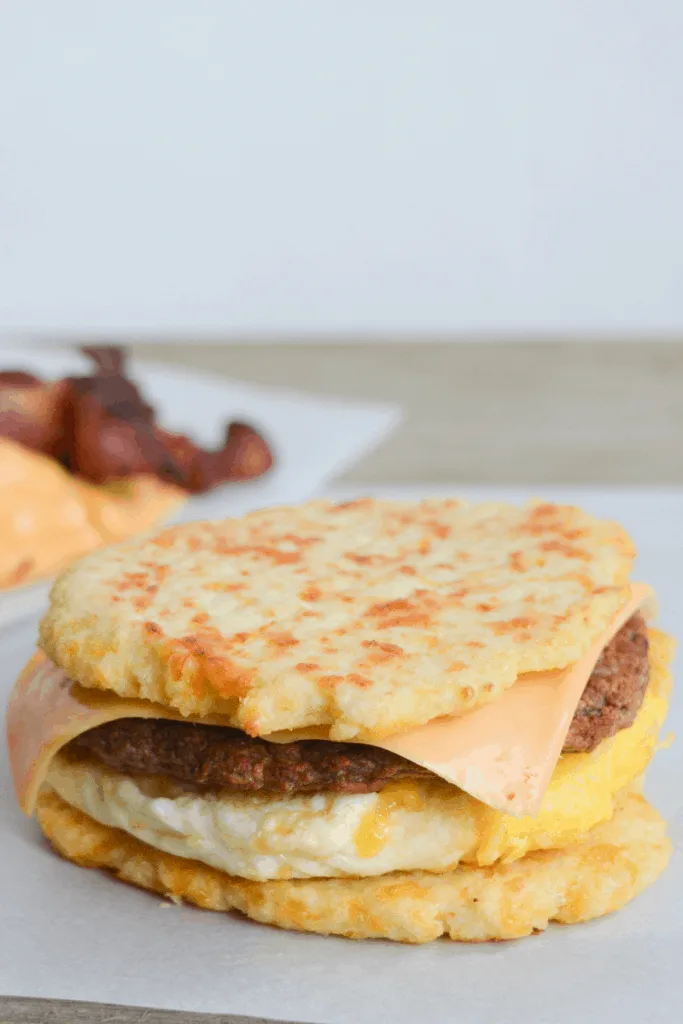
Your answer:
6;584;655;819
6;655;241;817
378;582;655;815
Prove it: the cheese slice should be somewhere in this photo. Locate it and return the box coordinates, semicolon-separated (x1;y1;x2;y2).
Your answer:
6;655;241;817
378;582;655;815
6;584;655;818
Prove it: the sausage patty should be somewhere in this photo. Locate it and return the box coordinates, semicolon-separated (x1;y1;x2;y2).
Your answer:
562;613;650;752
69;615;650;794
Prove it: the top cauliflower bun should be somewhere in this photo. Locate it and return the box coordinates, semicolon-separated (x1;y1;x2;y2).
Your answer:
39;497;634;740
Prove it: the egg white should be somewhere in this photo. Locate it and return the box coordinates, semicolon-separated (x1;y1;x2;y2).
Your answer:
46;755;479;880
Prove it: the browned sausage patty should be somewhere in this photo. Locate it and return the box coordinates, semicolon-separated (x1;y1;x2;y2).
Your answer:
563;613;650;752
69;615;649;794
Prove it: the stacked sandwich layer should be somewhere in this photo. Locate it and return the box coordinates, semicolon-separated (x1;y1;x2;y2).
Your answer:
8;498;675;943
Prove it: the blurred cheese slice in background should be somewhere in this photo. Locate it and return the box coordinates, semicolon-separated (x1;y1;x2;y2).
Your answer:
0;438;185;590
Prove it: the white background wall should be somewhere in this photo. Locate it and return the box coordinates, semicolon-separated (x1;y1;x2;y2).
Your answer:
1;1;682;338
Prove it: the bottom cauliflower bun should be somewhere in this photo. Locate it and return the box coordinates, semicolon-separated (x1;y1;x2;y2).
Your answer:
37;788;671;943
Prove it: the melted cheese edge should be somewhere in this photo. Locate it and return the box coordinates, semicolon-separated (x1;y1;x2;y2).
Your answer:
43;629;672;880
0;438;185;590
6;585;664;819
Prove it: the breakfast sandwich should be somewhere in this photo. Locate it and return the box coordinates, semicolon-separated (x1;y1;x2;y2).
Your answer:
6;498;674;943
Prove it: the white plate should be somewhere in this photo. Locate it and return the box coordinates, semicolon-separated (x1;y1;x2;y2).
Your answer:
0;345;401;626
0;488;681;1023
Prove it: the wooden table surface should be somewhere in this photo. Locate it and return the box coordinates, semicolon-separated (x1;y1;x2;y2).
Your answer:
3;339;682;1024
1;998;284;1023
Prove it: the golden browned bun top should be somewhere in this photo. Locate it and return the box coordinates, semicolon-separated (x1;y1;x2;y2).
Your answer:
39;497;635;741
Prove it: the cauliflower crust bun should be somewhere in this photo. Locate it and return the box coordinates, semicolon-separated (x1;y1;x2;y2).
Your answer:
39;498;634;741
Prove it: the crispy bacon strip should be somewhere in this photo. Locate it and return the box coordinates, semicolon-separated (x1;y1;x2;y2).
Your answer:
0;347;274;492
158;422;274;493
63;347;180;483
